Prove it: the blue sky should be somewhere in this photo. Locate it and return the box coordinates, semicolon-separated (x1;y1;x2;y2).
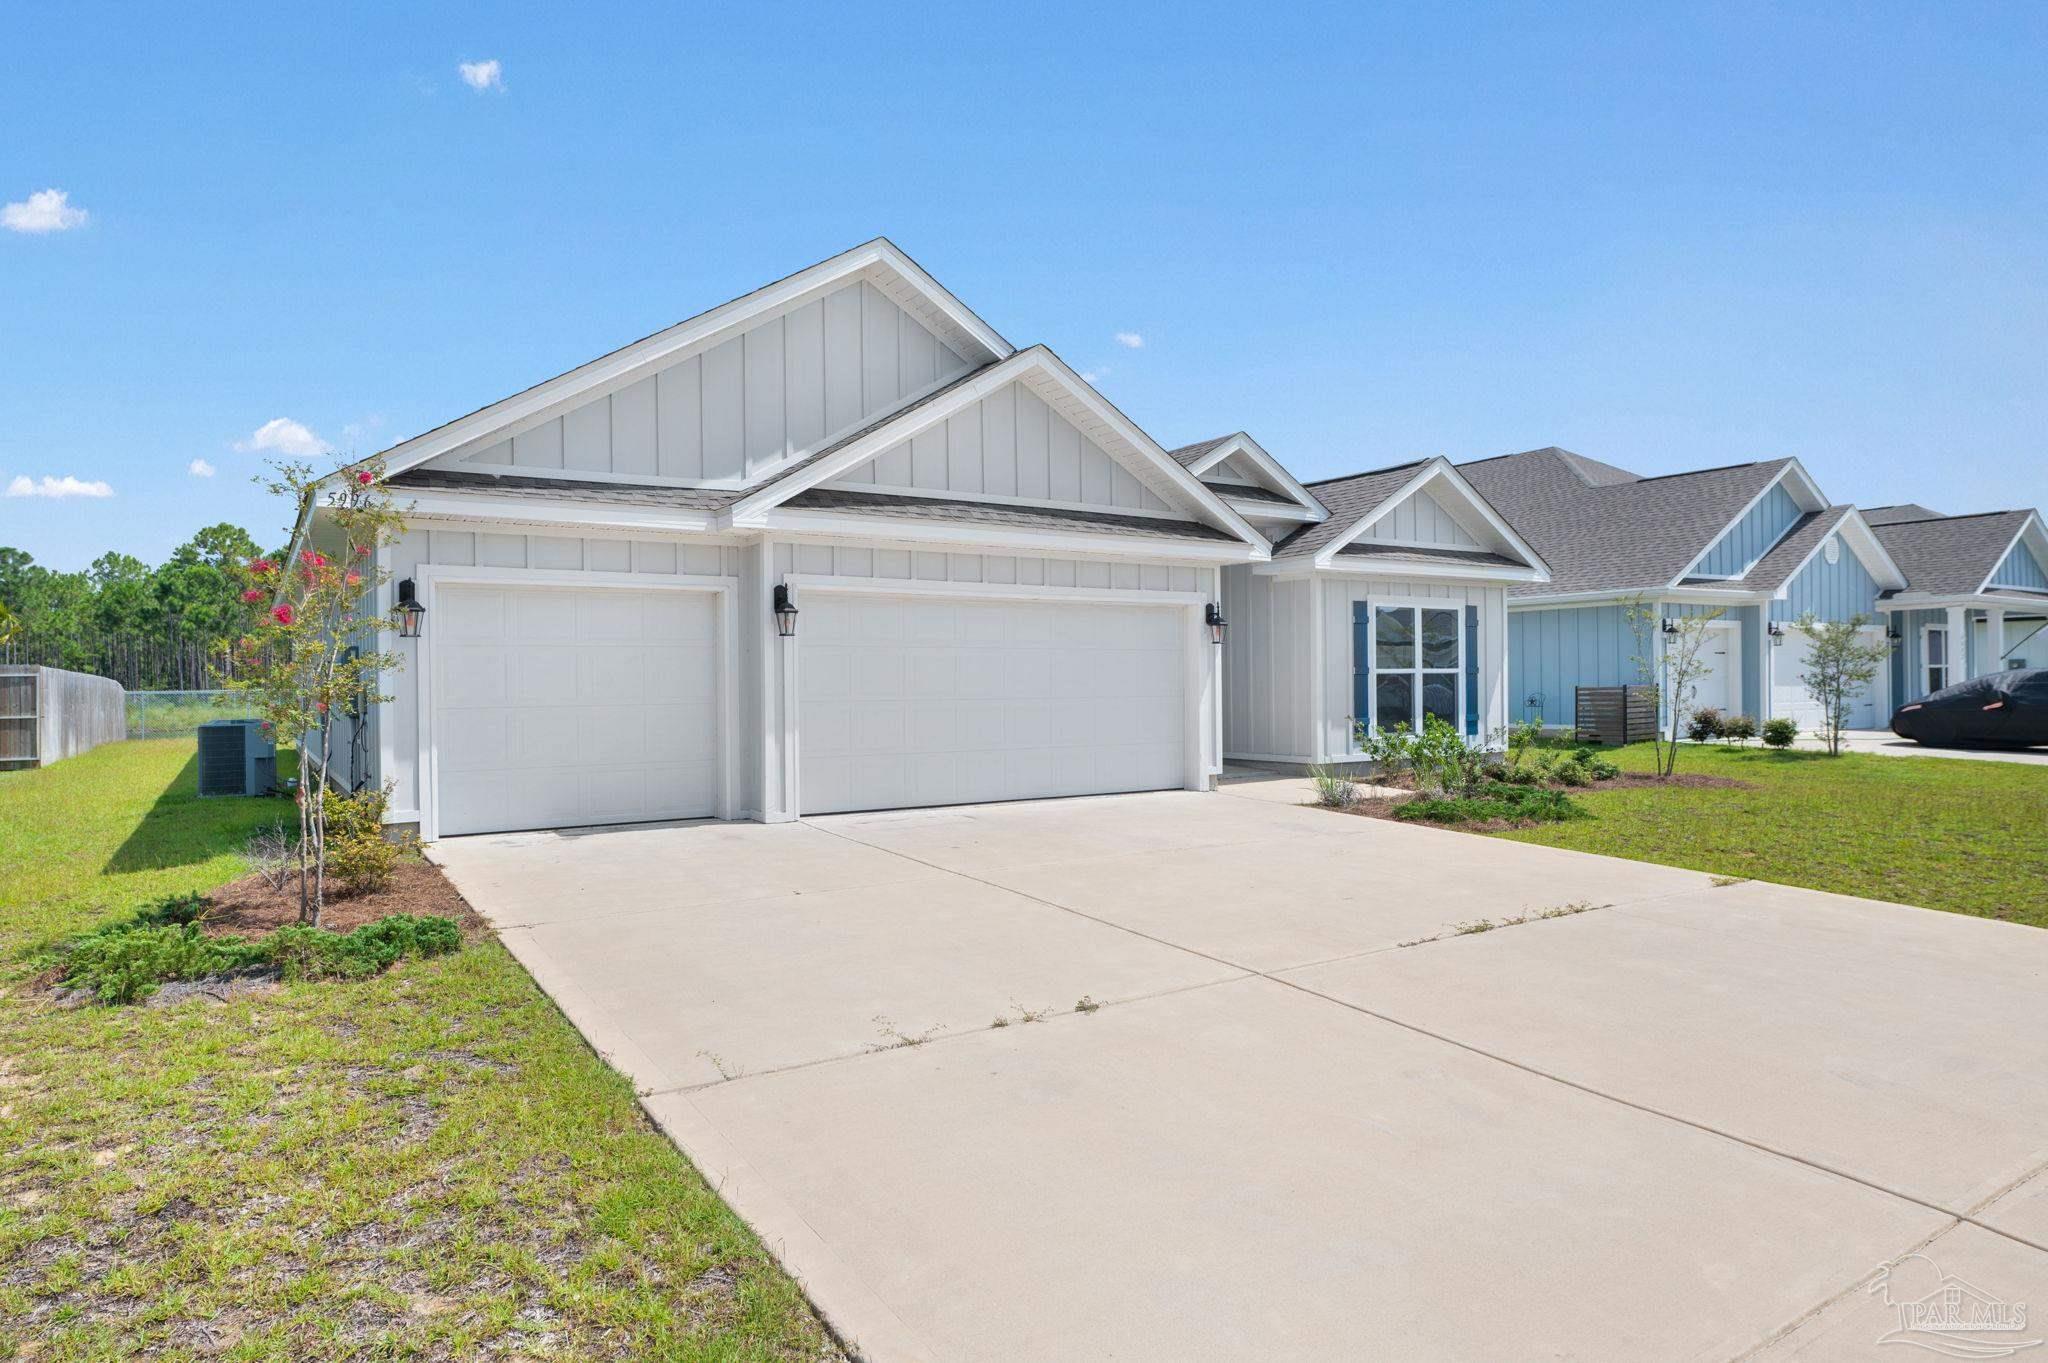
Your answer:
5;3;2044;570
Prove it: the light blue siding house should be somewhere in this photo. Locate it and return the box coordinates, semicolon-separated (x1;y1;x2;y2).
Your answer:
1868;506;2048;707
1459;448;1910;733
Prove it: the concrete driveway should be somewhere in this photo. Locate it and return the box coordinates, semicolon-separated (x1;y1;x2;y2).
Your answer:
431;787;2048;1363
1797;728;2048;763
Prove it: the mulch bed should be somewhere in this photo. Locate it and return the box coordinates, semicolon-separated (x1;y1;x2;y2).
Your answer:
199;859;488;939
1324;769;1755;832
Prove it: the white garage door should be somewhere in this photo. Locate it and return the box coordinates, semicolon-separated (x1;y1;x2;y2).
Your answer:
1773;631;1879;733
798;594;1188;815
432;583;721;836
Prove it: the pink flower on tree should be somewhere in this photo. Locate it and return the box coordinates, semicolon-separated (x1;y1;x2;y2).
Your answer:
250;558;274;575
300;550;328;568
345;571;361;586
356;471;375;485
271;603;296;626
241;588;264;603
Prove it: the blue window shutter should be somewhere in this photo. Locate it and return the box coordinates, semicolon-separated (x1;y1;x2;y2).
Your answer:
1351;601;1372;741
1465;604;1479;736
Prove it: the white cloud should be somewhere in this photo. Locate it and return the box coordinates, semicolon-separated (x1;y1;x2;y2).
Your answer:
1080;367;1110;384
458;59;504;91
188;458;216;478
1113;331;1144;350
234;417;332;457
6;474;113;499
3;188;90;234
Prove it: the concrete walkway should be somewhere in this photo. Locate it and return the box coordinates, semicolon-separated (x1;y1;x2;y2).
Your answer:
431;789;2048;1362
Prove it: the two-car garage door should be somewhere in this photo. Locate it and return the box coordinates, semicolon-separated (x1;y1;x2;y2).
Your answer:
432;584;721;836
797;594;1188;815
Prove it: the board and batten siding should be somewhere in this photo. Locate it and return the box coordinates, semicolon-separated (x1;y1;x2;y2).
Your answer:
1991;539;2048;592
1507;605;1641;727
1695;483;1802;578
1890;606;1946;704
431;280;973;484
1355;488;1481;548
374;526;748;824
1317;577;1508;758
1220;566;1313;760
825;379;1174;514
1770;536;1882;623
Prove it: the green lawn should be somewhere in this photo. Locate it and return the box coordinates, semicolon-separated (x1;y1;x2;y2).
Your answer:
1497;742;2048;925
0;741;842;1361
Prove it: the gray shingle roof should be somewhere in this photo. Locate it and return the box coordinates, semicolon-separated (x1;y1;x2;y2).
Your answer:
1207;481;1297;508
1457;447;1794;598
1861;504;1944;527
1336;543;1524;569
1871;510;2037;597
1720;506;1854;593
1269;461;1432;559
1168;435;1234;469
388;468;747;510
778;488;1239;542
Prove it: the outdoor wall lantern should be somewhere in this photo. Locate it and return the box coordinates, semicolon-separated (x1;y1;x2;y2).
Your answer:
1767;621;1786;646
394;578;425;639
1886;626;1903;646
773;584;799;639
1660;617;1679;635
1205;602;1227;645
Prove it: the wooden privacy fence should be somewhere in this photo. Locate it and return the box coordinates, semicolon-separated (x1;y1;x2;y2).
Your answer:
1574;684;1658;745
0;666;128;770
0;630;270;693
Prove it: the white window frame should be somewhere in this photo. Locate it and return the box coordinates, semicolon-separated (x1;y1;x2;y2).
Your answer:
1363;598;1464;736
1922;622;1950;695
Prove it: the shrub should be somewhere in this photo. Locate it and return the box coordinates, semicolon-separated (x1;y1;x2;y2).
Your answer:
62;924;264;1005
264;914;462;982
1395;784;1586;826
1410;714;1489;798
321;785;399;897
1355;722;1418;779
1685;707;1723;742
1761;717;1799;749
1585;755;1621;780
58;909;462;1004
1719;714;1758;745
1553;757;1592;787
1308;765;1359;808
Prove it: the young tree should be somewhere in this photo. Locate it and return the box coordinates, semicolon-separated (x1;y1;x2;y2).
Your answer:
1792;612;1889;756
226;459;408;926
1626;597;1727;778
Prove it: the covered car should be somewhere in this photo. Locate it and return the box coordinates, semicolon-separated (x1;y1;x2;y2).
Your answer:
1890;668;2048;748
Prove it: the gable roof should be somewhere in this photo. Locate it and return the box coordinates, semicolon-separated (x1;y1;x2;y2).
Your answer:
777;488;1240;542
1458;448;1801;598
1862;503;1944;526
1166;432;1327;521
1731;506;1855;592
1871;509;2045;598
1168;436;1235;469
1270;458;1548;578
366;238;1012;482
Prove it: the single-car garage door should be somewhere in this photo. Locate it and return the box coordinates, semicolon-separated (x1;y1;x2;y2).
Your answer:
798;593;1187;815
432;583;722;836
1773;629;1881;733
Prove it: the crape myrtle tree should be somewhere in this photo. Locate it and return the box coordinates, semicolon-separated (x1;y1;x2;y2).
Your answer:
226;459;408;925
1626;596;1727;778
1792;612;1890;756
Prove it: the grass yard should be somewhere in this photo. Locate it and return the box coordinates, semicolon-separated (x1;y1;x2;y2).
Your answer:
0;740;843;1361
1496;741;2048;925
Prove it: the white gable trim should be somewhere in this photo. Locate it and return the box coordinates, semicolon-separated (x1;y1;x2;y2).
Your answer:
1186;433;1327;520
1975;511;2048;595
727;346;1270;554
1667;459;1829;587
370;239;1011;480
1312;458;1551;580
1767;509;1908;600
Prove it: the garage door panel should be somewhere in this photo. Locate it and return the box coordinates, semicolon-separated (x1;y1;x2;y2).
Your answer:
433;583;720;836
799;593;1187;815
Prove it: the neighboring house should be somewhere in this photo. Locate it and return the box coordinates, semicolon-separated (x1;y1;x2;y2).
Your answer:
1866;505;2048;705
313;240;1272;836
1458;448;1909;732
1204;453;1551;765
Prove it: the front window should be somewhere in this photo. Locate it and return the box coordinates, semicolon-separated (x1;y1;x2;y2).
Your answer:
1925;626;1949;694
1372;604;1461;732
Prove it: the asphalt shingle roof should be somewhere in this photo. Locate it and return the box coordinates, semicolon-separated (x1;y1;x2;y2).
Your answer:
1206;481;1298;507
1336;543;1524;569
1269;462;1433;559
1870;511;2038;597
1861;504;1944;527
1717;506;1854;594
1457;447;1794;598
1167;435;1235;469
388;468;748;510
778;488;1240;542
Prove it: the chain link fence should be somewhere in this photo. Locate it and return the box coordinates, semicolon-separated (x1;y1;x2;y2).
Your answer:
126;689;262;740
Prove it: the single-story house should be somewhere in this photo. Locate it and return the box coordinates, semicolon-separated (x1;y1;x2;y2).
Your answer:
1457;447;1911;732
316;240;1276;837
1866;505;2048;704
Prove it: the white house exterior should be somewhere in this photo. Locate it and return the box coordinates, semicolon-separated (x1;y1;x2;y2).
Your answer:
1202;454;1551;766
317;241;1270;837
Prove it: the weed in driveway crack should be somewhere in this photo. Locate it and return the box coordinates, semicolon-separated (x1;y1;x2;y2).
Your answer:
1073;995;1101;1014
1454;900;1605;936
867;1015;943;1052
989;999;1052;1029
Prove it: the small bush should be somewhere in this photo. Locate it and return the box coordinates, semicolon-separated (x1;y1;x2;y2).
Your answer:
58;909;463;1004
1685;707;1723;742
1553;758;1592;787
322;785;399;896
1394;784;1586;826
1585;755;1621;780
1719;713;1758;745
62;924;263;1005
264;914;462;982
1308;765;1359;808
1761;717;1799;749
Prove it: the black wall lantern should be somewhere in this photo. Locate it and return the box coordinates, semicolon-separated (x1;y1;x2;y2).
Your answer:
1660;617;1679;635
1767;621;1786;646
1205;602;1227;645
394;578;425;638
773;584;799;638
1886;625;1903;646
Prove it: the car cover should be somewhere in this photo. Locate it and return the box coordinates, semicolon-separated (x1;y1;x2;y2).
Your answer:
1890;668;2048;748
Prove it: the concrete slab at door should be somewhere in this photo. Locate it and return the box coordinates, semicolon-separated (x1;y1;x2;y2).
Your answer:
685;977;1942;1363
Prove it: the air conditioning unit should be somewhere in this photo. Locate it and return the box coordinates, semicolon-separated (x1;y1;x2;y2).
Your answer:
197;718;278;797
